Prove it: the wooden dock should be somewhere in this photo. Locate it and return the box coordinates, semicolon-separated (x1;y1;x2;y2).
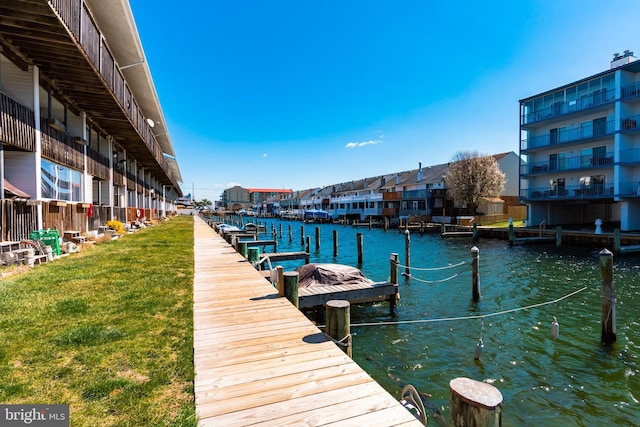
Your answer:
261;251;310;264
193;216;422;426
299;281;398;309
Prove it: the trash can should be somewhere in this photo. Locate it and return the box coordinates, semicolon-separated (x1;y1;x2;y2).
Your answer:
30;229;61;256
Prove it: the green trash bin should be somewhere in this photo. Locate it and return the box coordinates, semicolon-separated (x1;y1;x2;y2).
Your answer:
30;229;61;256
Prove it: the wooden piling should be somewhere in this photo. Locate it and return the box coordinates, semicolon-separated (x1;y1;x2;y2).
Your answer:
325;300;352;357
404;230;411;276
614;228;621;252
471;246;480;301
556;226;562;248
300;225;305;246
600;248;616;344
279;223;282;238
384;217;389;231
333;229;338;257
390;253;399;285
472;223;478;242
508;223;514;246
276;265;285;297
315;226;320;251
306;235;311;255
356;232;363;265
283;271;299;309
247;247;260;263
288;224;292;242
449;377;502;427
238;241;247;258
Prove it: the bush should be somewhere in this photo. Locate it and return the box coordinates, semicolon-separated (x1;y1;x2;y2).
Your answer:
106;220;125;234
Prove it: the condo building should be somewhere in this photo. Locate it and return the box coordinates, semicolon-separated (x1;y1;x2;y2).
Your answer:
519;51;640;231
0;0;182;240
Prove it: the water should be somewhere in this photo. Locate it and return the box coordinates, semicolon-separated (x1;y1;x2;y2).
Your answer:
223;217;640;426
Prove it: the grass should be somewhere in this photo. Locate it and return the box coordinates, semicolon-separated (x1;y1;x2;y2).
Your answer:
0;216;195;426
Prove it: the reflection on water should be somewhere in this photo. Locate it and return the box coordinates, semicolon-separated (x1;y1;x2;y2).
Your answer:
223;218;640;426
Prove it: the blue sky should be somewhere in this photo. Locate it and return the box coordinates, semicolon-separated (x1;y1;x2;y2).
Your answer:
130;0;640;203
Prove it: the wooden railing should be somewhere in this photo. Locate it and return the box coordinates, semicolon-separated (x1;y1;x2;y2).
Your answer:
0;93;36;151
51;0;179;188
86;147;110;180
40;118;84;170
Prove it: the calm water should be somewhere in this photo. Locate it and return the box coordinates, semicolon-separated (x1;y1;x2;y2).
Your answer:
221;217;640;426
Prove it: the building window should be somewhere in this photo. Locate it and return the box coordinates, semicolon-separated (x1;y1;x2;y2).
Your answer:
41;160;82;201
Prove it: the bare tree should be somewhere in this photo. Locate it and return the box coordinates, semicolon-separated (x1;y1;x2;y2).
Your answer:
444;150;506;215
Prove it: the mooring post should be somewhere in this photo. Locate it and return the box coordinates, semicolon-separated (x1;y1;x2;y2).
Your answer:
279;223;282;238
288;224;292;242
389;253;399;313
384;217;389;231
247;246;260;264
508;223;514;246
556;226;562;248
276;265;285;297
325;299;352;357
283;271;299;309
472;246;480;301
404;230;411;276
614;228;621;252
333;229;338;258
300;225;305;246
600;248;616;344
238;241;247;258
449;377;502;427
315;226;320;251
390;253;399;284
357;232;363;265
306;235;311;255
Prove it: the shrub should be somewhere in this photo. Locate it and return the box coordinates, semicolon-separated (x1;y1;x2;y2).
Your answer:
106;220;125;234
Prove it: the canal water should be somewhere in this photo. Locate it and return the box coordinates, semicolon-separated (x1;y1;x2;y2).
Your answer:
224;217;640;426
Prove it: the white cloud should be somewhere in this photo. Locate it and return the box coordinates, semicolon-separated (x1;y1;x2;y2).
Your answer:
345;139;382;148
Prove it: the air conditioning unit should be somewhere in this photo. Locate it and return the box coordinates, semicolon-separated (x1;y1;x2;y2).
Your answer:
46;118;65;132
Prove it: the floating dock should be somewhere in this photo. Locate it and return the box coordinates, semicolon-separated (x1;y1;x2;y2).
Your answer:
193;216;422;426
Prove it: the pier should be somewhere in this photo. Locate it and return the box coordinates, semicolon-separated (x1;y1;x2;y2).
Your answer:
193;216;422;426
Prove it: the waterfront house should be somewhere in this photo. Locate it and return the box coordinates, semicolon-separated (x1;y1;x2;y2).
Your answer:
520;51;640;231
0;0;182;241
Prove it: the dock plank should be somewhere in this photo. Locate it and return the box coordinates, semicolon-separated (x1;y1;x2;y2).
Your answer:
193;216;421;426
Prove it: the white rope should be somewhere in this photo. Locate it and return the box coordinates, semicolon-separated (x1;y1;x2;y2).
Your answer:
324;333;351;347
396;260;466;271
337;285;590;328
402;272;460;283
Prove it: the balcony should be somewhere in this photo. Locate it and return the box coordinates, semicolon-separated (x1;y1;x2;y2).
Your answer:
0;0;179;188
0;93;36;152
521;88;614;126
621;82;640;100
522;184;614;200
522;152;614;175
618;148;640;164
521;119;615;152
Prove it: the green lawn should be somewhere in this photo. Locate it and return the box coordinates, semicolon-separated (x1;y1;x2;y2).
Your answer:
0;216;195;426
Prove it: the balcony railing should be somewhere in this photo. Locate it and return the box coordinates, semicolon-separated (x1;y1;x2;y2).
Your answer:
619;148;640;164
522;184;614;200
522;88;614;125
522;151;614;175
521;119;615;151
51;0;178;187
0;93;36;152
40;118;84;170
621;115;640;132
621;82;640;99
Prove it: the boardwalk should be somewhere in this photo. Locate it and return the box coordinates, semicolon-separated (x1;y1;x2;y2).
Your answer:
193;216;422;426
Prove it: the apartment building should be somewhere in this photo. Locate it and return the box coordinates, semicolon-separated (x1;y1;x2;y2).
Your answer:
520;51;640;231
0;1;182;240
